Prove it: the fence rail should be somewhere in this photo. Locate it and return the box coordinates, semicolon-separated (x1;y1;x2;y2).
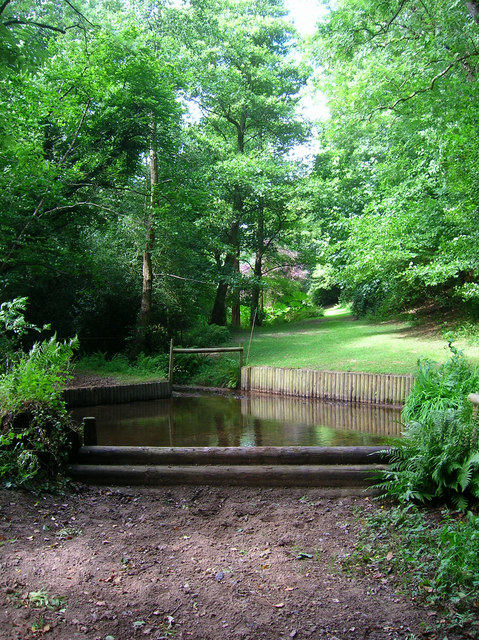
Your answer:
169;340;243;388
241;366;414;406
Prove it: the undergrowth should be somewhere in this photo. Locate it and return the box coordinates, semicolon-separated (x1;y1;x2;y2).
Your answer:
75;352;168;381
402;342;479;424
377;343;479;510
0;299;79;491
349;504;479;637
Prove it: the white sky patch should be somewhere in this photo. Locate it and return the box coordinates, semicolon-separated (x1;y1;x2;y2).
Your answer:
284;0;331;161
284;0;329;36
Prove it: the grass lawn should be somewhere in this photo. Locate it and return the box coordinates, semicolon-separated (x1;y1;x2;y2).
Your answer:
234;306;479;375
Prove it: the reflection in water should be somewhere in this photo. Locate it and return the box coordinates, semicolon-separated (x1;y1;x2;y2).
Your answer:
71;391;402;448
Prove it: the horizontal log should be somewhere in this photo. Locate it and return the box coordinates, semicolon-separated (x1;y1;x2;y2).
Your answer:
77;445;390;466
69;463;386;488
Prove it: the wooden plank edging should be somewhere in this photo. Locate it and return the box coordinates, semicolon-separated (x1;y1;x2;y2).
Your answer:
241;366;414;406
63;380;171;407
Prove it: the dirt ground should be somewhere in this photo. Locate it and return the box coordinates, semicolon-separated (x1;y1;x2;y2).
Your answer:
0;484;447;640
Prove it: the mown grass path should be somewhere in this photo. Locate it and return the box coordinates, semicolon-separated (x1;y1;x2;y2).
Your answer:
234;307;479;375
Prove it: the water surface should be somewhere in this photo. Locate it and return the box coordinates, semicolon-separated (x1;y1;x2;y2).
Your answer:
72;391;401;447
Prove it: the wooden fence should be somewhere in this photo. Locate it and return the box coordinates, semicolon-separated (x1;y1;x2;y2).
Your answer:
169;340;243;388
63;381;171;407
241;366;415;407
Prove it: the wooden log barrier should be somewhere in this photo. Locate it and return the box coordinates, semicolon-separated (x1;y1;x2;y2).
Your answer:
77;445;390;466
64;381;171;407
69;463;386;488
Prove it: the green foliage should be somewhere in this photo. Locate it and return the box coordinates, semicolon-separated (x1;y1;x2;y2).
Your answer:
351;505;479;633
0;335;79;491
377;345;479;509
403;343;479;424
75;352;168;382
0;297;79;490
189;356;241;390
170;353;203;384
0;335;78;411
308;265;341;308
377;410;479;510
182;321;230;349
0;297;46;369
263;297;322;326
311;1;479;319
450;321;479;346
262;275;323;325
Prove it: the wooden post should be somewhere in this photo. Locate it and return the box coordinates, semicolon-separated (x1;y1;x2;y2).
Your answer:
168;339;174;391
83;417;97;446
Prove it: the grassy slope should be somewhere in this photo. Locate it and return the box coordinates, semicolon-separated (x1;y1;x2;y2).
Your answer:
235;306;479;375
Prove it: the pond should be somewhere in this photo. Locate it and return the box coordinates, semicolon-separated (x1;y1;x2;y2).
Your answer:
71;390;402;447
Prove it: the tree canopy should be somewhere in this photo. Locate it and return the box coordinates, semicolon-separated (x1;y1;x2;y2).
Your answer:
1;0;478;354
310;0;479;318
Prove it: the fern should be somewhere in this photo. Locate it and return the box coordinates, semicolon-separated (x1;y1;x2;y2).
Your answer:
0;332;79;491
377;408;479;509
458;452;479;492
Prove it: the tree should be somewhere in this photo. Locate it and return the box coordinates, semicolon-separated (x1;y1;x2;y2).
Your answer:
310;0;479;317
0;4;183;344
179;0;310;325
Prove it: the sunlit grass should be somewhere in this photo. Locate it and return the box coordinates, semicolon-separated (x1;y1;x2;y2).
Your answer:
235;306;479;374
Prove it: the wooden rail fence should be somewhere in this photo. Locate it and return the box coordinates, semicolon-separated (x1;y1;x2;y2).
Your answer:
169;340;243;388
241;366;414;407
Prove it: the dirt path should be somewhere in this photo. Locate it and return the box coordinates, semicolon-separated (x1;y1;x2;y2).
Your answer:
0;485;436;640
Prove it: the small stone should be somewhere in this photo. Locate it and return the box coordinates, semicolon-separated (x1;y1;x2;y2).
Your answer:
215;571;224;581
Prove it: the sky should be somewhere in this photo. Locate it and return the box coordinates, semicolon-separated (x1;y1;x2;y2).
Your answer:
284;0;329;36
283;0;331;160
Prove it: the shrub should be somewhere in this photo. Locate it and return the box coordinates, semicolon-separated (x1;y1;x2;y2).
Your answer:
75;351;168;381
0;334;79;491
0;297;46;371
377;409;479;510
189;356;241;389
377;343;479;510
182;320;230;348
308;264;341;307
402;342;479;424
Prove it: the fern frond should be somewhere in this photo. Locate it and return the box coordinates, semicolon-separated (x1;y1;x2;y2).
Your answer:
458;452;479;492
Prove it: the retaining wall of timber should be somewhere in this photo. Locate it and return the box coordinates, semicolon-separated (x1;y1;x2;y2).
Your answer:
241;367;414;406
63;381;170;407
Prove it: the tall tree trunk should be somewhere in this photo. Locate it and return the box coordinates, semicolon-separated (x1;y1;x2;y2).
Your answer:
250;198;264;327
210;188;242;326
231;248;241;327
210;115;246;326
209;221;239;325
130;121;158;357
